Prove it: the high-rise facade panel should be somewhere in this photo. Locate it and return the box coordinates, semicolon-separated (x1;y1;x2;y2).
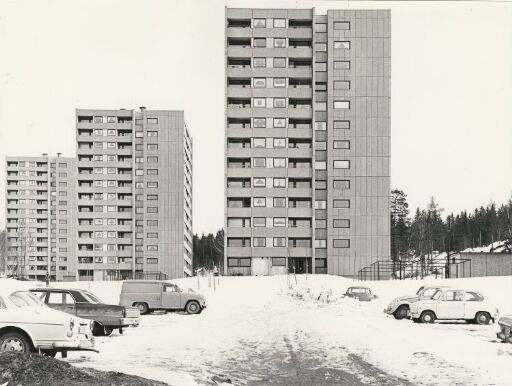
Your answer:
224;8;390;277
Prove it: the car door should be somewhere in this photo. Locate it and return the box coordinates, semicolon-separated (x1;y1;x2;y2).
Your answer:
47;292;76;315
161;284;181;309
464;291;483;319
436;290;465;319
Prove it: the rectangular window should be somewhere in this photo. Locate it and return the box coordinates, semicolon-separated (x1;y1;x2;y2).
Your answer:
147;156;158;163
147;169;158;175
273;158;286;168
273;98;286;108
333;199;350;208
334;101;350;109
333;160;350;169
147;207;158;213
147;194;158;200
253;197;266;207
315;43;327;52
315;239;327;248
253;38;266;47
333;180;350;190
253;177;266;187
273;138;286;148
147;131;158;137
334;120;350;130
333;219;350;228
273;197;286;207
333;140;350;149
334;81;350;90
147;144;158;150
315;161;326;170
253;118;266;128
147;220;158;226
273;78;286;88
273;237;286;247
273;218;286;227
253;217;266;227
315;122;326;131
315;200;326;209
147;245;159;251
253;78;266;88
273;178;286;187
147;258;158;264
253;57;266;67
334;41;350;49
253;98;266;108
334;21;350;30
253;158;266;167
147;181;158;188
315;62;327;72
272;257;286;266
147;118;158;124
273;58;286;68
274;38;286;48
333;239;350;248
273;118;286;128
253;138;266;148
334;61;350;70
253;237;266;247
273;18;286;28
253;18;266;28
147;232;158;238
315;102;327;111
315;141;326;150
135;169;144;176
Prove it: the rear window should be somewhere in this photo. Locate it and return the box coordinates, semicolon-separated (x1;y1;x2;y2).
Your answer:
10;291;45;307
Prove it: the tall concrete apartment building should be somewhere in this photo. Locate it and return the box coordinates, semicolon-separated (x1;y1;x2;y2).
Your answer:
5;155;77;281
76;109;193;280
225;8;390;277
4;108;193;281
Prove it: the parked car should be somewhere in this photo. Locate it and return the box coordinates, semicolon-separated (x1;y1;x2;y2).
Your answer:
496;315;512;343
0;290;97;357
410;288;499;324
384;285;451;320
120;280;207;315
30;287;140;336
342;286;378;301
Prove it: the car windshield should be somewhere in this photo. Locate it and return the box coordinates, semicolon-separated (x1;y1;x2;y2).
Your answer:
81;290;103;304
415;286;425;295
10;291;46;307
350;288;368;294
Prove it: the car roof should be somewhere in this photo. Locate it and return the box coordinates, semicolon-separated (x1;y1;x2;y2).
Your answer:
29;287;85;292
348;286;370;290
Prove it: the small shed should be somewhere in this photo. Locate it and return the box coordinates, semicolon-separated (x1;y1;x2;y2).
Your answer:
458;252;512;277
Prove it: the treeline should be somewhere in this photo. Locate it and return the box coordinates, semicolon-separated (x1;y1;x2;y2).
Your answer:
192;229;224;272
391;189;512;261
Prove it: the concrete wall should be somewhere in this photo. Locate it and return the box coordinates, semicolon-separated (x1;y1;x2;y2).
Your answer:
460;252;512;277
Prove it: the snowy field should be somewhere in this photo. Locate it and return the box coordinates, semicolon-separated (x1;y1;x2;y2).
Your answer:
2;275;512;386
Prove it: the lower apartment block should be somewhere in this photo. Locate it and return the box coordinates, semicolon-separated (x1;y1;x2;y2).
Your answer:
4;108;193;281
224;8;390;277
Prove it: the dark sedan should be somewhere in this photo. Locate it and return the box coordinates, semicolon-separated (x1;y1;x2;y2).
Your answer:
342;286;378;302
30;287;140;336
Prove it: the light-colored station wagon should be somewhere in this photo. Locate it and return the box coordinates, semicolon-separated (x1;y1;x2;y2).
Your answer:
410;289;499;324
119;280;207;315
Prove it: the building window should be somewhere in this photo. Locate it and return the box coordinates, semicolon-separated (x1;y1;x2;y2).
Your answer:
334;41;350;49
147;258;158;264
334;61;350;70
334;120;350;130
333;160;350;169
315;102;327;111
147;232;158;238
253;18;266;28
253;178;266;187
135;169;143;176
273;78;286;88
273;18;286;28
274;38;286;48
253;217;266;227
273;218;286;227
273;197;286;207
253;38;266;48
315;122;326;131
147;144;158;150
315;239;327;248
147;131;158;137
315;23;326;32
147;207;158;213
147;156;158;163
273;98;286;108
333;180;350;189
334;81;350;90
253;197;266;207
273;237;286;247
253;118;266;128
253;158;266;168
316;141;326;150
315;200;326;209
315;62;327;72
147;118;158;124
253;237;266;247
334;21;350;30
147;220;158;226
273;118;286;128
315;43;327;52
147;181;158;188
135;132;143;138
273;58;286;68
147;169;158;175
333;239;350;248
273;178;286;187
253;98;266;108
333;219;350;228
333;199;350;208
253;138;266;148
334;101;350;109
253;78;266;88
315;161;326;170
333;140;350;149
273;138;286;148
273;158;286;168
253;57;266;67
147;194;158;200
147;245;158;251
272;257;286;266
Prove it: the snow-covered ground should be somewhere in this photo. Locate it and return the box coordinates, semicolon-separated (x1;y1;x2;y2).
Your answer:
2;275;512;385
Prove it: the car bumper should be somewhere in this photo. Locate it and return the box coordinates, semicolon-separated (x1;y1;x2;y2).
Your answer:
111;317;140;327
52;337;98;353
383;307;394;315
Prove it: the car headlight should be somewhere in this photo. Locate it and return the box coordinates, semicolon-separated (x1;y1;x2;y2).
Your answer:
90;320;95;331
70;318;75;330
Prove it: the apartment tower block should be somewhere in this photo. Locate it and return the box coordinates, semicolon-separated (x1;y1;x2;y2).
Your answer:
225;8;390;277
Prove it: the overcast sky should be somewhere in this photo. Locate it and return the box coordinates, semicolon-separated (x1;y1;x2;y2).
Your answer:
1;0;511;233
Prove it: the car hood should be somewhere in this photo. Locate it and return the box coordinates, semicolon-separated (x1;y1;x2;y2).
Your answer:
390;295;419;303
9;306;78;325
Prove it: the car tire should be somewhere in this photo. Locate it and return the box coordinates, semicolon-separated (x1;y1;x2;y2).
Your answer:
0;332;32;353
474;312;491;325
134;302;149;315
103;326;113;336
420;311;436;324
185;301;201;315
393;305;409;320
412;318;421;323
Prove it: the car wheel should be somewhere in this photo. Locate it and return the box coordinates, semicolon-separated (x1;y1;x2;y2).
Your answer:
0;332;31;353
475;312;491;325
103;326;113;336
420;311;436;324
412;318;421;323
393;305;409;320
185;301;201;315
134;302;149;315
